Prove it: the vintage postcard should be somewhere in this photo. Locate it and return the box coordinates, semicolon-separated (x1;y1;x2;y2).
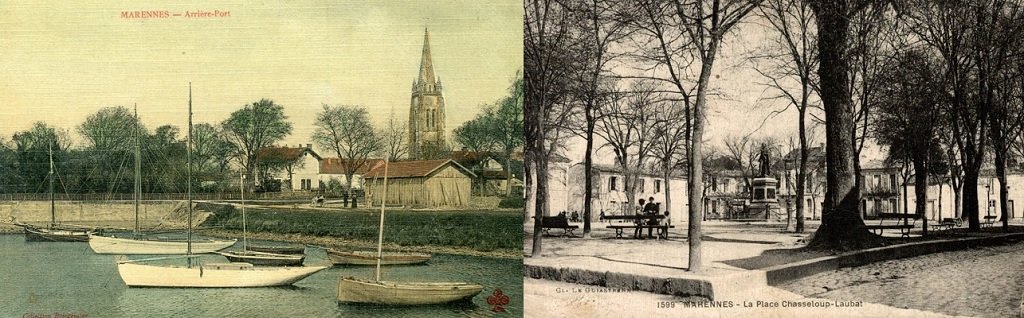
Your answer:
524;0;1024;317
0;1;523;317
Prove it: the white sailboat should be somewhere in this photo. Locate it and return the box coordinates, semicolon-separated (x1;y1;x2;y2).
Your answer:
89;104;235;254
217;174;304;266
115;83;327;287
337;158;483;305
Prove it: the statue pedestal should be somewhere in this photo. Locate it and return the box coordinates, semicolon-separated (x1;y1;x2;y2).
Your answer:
748;177;780;220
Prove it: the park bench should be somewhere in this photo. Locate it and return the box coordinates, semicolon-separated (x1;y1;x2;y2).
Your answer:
865;213;920;238
540;216;579;237
930;217;962;231
606;214;672;239
978;215;995;228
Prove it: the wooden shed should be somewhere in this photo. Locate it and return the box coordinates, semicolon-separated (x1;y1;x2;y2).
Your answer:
363;159;476;208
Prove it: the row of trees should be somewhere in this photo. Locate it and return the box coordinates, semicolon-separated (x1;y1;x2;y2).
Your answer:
526;0;1024;269
0;101;406;197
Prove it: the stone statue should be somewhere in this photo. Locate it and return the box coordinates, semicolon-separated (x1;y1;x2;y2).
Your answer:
758;144;771;177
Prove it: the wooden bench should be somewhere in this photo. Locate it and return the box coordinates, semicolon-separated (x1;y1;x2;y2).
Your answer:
865;213;920;238
540;216;579;237
983;215;998;228
930;217;962;231
605;215;671;239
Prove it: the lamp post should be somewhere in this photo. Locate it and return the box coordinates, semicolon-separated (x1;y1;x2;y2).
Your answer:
985;182;992;218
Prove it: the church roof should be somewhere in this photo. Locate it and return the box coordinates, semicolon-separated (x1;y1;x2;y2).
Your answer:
417;29;437;85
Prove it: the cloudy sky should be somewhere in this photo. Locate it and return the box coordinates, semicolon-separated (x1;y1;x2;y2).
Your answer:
0;0;522;151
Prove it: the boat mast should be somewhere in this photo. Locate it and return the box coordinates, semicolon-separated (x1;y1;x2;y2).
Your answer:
187;82;194;266
134;103;141;237
241;173;247;252
375;158;389;282
48;143;55;228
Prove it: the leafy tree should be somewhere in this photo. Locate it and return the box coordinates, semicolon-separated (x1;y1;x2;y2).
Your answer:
221;99;292;192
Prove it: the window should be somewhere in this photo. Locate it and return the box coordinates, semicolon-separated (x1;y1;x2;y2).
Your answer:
655;180;662;193
767;188;776;199
890;198;898;213
610;176;617;191
890;174;897;190
873;175;881;190
873;200;881;214
712;177;718;192
639;179;645;193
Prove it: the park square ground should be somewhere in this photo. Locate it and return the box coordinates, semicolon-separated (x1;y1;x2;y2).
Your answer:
524;220;1024;317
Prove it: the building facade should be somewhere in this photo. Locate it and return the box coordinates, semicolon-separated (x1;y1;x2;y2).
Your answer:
257;145;321;191
408;29;448;160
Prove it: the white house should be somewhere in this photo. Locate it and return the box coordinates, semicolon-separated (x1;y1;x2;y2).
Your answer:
318;158;385;191
258;144;321;191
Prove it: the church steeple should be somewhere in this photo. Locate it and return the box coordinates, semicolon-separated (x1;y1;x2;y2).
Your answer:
408;28;448;160
417;28;437;87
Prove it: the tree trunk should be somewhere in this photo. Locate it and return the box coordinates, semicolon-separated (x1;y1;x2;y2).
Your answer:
963;171;980;231
533;149;551;256
345;172;356;208
525;155;534;223
913;159;928;236
583;108;596;238
687;43;718;272
996;146;1009;232
807;1;879;250
663;159;673;227
796;109;808;233
506;154;513;197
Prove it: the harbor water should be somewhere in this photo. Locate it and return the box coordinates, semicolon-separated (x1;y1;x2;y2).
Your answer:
0;234;522;317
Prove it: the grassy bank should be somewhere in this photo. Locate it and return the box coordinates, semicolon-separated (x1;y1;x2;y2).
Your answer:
202;203;523;257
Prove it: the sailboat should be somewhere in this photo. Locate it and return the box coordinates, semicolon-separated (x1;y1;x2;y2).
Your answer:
336;158;483;305
89;104;236;254
217;174;305;266
326;250;430;266
17;144;93;242
115;83;327;287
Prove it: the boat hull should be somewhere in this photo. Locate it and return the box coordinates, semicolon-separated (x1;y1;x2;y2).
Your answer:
248;245;306;255
89;234;236;254
22;225;91;242
327;250;431;265
117;262;327;287
336;278;483;305
218;251;305;266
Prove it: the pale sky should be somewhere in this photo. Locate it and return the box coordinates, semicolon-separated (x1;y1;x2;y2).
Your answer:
0;1;522;152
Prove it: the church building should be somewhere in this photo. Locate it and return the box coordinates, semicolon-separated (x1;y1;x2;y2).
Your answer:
408;29;449;160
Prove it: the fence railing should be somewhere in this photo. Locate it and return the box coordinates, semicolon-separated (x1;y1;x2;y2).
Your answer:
0;191;360;202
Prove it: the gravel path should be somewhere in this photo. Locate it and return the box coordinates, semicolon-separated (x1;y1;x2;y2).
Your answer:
779;241;1024;318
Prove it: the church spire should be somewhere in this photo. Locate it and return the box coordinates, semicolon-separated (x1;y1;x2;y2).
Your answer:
417;28;437;86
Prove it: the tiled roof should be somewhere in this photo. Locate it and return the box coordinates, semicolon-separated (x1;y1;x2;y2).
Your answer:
320;158;385;175
258;146;319;162
450;151;492;166
363;159;474;179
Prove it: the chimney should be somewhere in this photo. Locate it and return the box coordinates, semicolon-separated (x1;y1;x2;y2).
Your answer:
306;143;312;149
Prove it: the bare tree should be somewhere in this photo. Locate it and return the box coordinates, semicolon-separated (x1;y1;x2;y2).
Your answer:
381;113;408;162
751;0;818;232
625;0;762;272
525;0;576;256
804;0;884;249
312;104;383;208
